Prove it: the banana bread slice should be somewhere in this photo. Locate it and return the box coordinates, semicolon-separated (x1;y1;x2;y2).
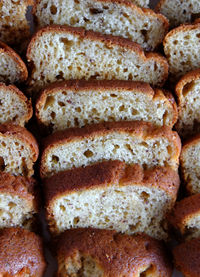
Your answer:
56;228;172;276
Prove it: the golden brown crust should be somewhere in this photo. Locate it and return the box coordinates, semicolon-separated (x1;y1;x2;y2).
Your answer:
27;25;169;87
0;227;46;276
168;194;200;235
173;238;200;277
0;41;28;82
56;228;172;276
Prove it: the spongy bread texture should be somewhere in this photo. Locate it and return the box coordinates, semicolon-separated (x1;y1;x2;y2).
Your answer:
34;0;168;51
0;124;39;177
44;160;179;239
40;121;181;178
0;83;32;126
155;0;200;27
180;135;200;194
132;0;149;7
175;69;200;138
0;172;38;230
169;194;200;240
27;25;168;95
0;227;46;276
163;22;200;80
0;0;34;48
56;228;172;277
0;41;28;84
36;80;178;132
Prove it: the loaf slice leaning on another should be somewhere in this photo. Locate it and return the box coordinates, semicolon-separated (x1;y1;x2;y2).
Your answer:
35;80;178;133
0;83;32;126
40;121;181;178
44;160;179;239
56;228;172;277
26;25;168;95
34;0;168;51
0;124;39;177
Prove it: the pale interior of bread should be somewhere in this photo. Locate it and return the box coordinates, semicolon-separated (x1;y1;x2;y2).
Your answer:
0;193;34;228
184;214;200;240
38;89;173;132
0;51;21;83
164;27;200;78
0;88;28;126
35;0;164;51
0;135;33;176
52;184;172;240
132;0;149;7
29;32;166;92
181;143;200;194
44;133;176;176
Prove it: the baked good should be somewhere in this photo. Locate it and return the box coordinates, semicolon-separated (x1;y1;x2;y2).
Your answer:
34;0;168;51
173;238;200;277
155;0;200;28
0;124;39;177
0;0;34;50
131;0;149;7
40;121;181;178
44;160;179;239
35;80;178;132
163;22;200;80
56;228;172;276
175;69;200;138
0;172;38;230
0;227;46;276
26;25;168;95
0;82;32;126
0;41;28;84
180;135;200;194
169;194;200;240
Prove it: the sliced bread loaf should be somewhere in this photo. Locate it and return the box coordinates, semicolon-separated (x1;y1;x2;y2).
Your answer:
175;69;200;138
34;0;168;51
155;0;200;28
0;124;39;177
56;228;172;276
169;194;200;240
0;83;32;126
173;238;200;277
0;227;46;276
0;41;28;84
35;80;178;133
40;121;181;178
0;172;38;230
44;160;179;239
180;135;200;194
27;25;168;95
163;22;200;80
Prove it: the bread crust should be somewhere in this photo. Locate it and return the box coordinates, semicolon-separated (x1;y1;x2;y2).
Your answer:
0;41;28;82
27;25;169;87
56;228;172;276
0;227;46;276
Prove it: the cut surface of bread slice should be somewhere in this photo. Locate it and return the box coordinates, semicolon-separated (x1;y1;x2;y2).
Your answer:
131;0;149;7
0;0;34;49
44;160;179;239
0;172;38;230
0;41;28;84
0;227;46;276
173;238;200;277
163;22;200;80
0;124;39;177
56;228;172;277
40;121;181;178
180;135;200;194
27;25;168;95
34;0;168;51
155;0;200;28
175;69;200;138
36;80;177;132
0;83;32;126
169;194;200;240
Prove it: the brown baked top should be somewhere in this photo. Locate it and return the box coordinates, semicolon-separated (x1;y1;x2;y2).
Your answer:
56;228;172;276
